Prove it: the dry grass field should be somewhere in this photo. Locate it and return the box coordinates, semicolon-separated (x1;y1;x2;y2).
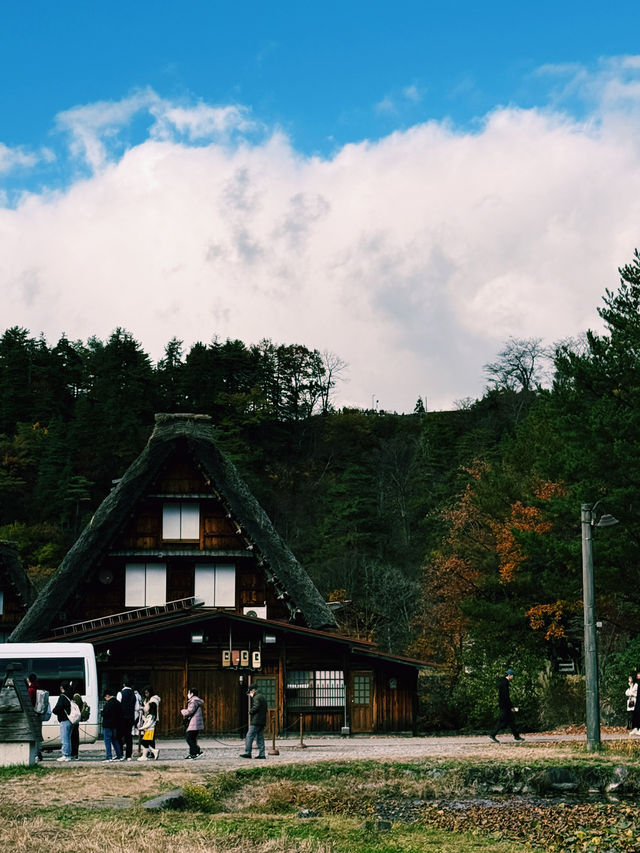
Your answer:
2;738;640;852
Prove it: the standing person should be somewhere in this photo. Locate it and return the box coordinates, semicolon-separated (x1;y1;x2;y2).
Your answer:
180;687;204;759
630;670;640;734
101;689;124;762
489;668;525;743
138;700;159;760
27;672;43;762
117;678;137;760
70;691;83;760
240;684;267;759
138;686;161;754
52;681;72;762
626;674;637;730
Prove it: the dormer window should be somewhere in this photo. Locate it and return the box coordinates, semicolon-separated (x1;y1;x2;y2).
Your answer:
125;562;166;607
163;502;200;540
194;563;236;607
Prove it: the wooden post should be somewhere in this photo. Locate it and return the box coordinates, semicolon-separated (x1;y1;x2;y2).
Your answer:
295;713;307;749
267;707;279;756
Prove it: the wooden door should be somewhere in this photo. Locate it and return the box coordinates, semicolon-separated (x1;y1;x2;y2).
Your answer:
189;668;243;735
151;669;186;736
350;670;374;733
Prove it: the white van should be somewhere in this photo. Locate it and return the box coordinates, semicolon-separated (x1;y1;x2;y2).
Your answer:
0;643;99;747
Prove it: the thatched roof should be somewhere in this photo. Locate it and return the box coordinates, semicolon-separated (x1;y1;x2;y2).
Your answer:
10;413;336;641
0;541;35;611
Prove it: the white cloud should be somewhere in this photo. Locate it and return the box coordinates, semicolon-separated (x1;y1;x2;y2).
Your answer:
0;143;40;174
403;84;423;103
375;83;425;115
151;103;258;141
55;89;161;172
3;63;640;412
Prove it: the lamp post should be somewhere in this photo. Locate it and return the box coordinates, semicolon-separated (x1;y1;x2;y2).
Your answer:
581;502;619;752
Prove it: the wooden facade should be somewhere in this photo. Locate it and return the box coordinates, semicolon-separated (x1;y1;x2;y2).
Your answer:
10;414;421;735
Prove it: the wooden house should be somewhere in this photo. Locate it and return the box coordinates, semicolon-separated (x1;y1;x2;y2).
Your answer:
0;542;35;643
10;414;421;736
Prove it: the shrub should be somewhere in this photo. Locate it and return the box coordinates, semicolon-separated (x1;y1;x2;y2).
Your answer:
537;663;585;730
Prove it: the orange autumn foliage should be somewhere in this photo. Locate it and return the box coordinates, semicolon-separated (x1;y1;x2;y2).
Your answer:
526;601;568;640
413;467;569;666
492;481;565;583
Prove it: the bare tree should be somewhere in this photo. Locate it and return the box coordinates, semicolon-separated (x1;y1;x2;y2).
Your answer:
319;350;348;414
484;337;552;393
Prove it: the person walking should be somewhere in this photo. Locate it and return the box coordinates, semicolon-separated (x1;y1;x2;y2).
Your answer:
240;683;267;759
489;668;524;743
52;681;73;762
181;687;204;759
101;689;124;761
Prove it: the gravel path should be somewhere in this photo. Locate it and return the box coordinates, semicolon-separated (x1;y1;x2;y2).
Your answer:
43;731;629;767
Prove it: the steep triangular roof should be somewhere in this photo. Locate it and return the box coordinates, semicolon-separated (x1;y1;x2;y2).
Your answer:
11;413;336;641
0;541;35;610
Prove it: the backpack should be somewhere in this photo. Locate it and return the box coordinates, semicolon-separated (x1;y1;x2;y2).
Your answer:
80;701;90;722
35;689;51;721
67;700;81;724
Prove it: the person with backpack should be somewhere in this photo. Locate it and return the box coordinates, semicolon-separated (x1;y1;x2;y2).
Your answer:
52;681;73;762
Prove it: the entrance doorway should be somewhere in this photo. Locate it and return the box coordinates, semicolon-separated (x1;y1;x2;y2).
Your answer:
350;670;374;732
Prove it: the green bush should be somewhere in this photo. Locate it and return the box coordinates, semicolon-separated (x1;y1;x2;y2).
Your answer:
537;663;585;730
441;648;542;732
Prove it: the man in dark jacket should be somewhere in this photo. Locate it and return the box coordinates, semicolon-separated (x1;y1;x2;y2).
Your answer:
101;690;124;761
489;668;524;743
117;678;137;760
239;684;268;759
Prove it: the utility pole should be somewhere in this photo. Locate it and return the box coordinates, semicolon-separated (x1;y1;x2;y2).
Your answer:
581;503;600;751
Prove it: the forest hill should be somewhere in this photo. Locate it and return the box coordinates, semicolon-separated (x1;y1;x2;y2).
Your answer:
2;250;640;730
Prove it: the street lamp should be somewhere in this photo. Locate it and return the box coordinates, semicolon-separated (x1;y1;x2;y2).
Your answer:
581;501;619;752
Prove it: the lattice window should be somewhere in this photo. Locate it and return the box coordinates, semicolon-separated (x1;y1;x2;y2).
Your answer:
315;670;345;707
253;678;276;708
353;674;371;705
287;670;345;708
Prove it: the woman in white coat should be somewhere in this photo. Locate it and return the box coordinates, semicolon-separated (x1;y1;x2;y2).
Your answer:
626;674;637;731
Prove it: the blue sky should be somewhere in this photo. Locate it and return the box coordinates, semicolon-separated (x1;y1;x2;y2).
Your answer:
2;2;640;410
3;2;636;163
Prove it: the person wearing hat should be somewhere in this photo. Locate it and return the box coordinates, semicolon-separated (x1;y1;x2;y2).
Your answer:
489;668;524;743
239;683;267;759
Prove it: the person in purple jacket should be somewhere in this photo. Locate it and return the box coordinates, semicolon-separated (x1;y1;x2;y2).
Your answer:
180;687;204;759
